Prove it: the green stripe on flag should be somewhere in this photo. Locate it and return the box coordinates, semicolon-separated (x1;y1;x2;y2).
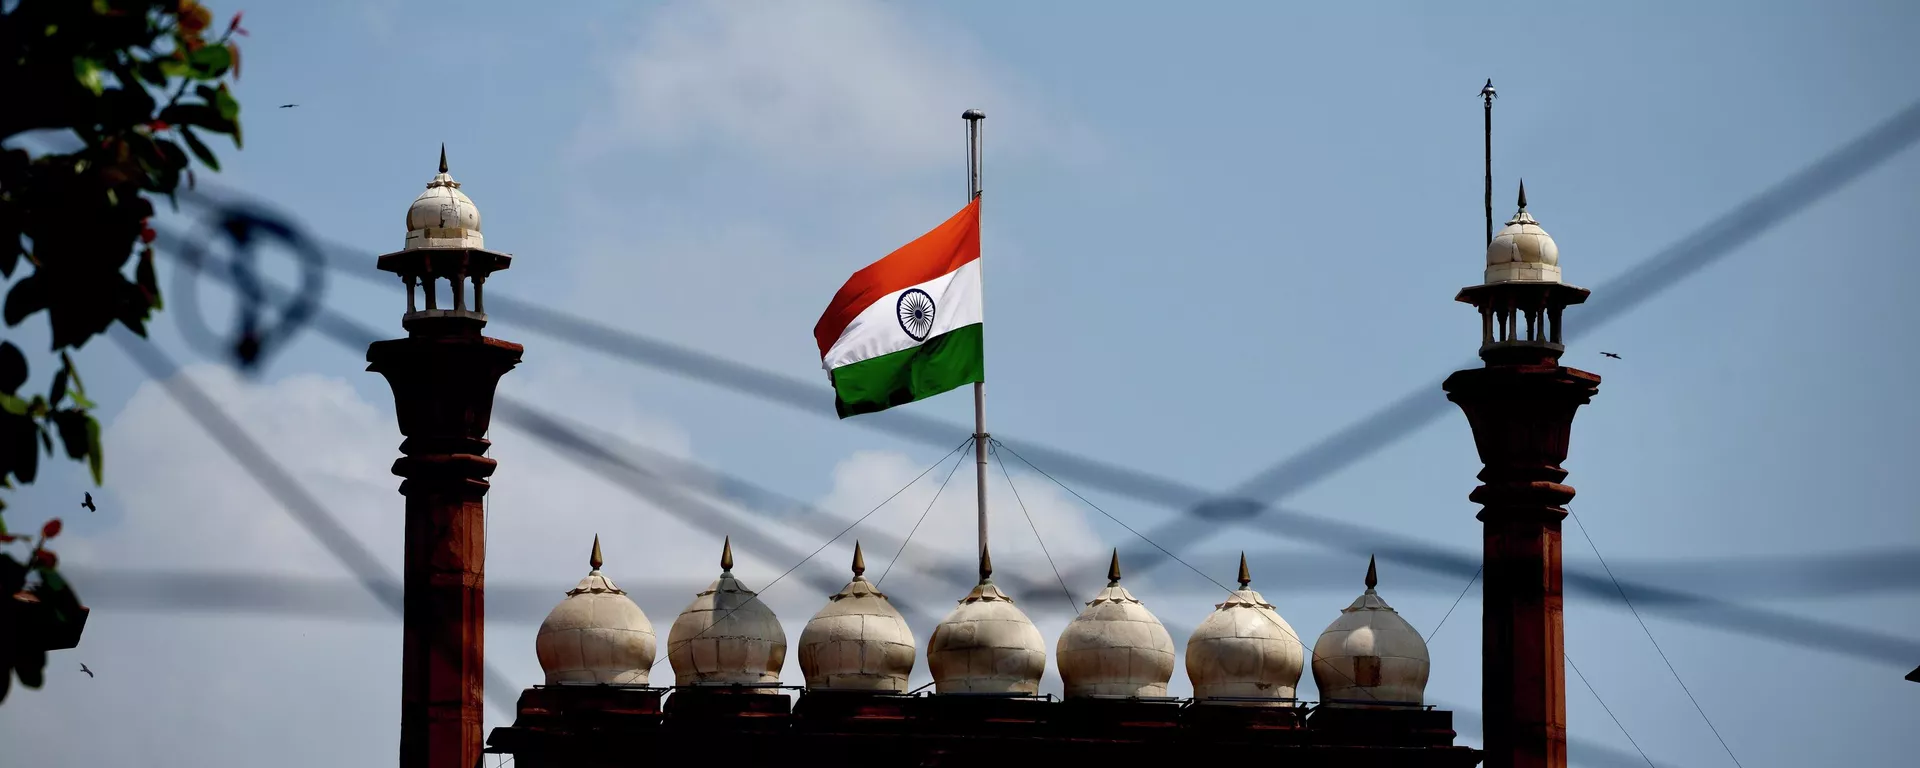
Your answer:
830;323;985;418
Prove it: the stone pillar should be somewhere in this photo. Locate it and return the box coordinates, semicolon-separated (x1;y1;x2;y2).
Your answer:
1443;361;1598;768
368;328;523;768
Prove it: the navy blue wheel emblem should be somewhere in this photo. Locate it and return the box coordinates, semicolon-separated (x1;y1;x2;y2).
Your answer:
897;288;936;341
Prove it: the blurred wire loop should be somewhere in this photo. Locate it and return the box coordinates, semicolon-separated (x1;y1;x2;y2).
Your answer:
168;194;327;371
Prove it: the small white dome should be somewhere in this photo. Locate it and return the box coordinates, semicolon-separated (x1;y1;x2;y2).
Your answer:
535;536;657;685
404;145;484;251
1185;554;1304;704
798;542;916;692
1484;181;1560;284
1056;550;1175;699
1311;557;1431;707
667;537;788;688
927;549;1047;694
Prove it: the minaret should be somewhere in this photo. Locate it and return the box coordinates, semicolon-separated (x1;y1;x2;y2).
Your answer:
1443;182;1598;768
366;147;523;768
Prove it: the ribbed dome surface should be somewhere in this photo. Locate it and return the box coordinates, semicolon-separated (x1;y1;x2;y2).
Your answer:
1185;554;1303;704
1483;181;1560;284
1310;558;1431;707
1056;551;1175;698
535;536;657;685
927;549;1046;694
404;145;484;251
798;543;916;692
667;538;787;688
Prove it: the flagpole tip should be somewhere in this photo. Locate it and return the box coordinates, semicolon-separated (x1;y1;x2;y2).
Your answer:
962;109;986;121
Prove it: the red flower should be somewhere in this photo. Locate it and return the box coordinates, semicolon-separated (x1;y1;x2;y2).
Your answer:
179;2;212;34
141;227;157;244
32;549;58;569
149;120;171;132
229;11;250;37
41;518;62;539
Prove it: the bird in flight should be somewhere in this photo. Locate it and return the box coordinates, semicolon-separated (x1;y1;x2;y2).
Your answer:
1600;352;1622;359
80;664;93;678
81;492;96;512
279;103;299;109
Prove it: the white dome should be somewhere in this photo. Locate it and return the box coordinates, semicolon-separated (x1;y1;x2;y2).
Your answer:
1056;551;1175;699
798;542;916;692
666;537;788;688
403;145;484;251
535;536;657;685
927;549;1046;694
1185;554;1304;704
1484;181;1560;284
1310;557;1431;707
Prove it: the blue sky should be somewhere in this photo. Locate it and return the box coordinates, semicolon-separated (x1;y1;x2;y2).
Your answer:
3;1;1918;766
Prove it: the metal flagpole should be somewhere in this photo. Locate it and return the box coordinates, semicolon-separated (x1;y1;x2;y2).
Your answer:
1482;79;1497;244
964;108;988;561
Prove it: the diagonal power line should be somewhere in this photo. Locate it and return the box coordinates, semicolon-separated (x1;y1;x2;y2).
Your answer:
186;99;1920;603
1110;96;1920;583
107;327;523;719
148;233;1920;669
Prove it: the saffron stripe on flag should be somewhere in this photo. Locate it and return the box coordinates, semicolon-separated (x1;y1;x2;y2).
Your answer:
813;199;981;358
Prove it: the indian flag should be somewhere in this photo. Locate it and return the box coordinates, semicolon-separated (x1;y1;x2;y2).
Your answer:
813;199;985;418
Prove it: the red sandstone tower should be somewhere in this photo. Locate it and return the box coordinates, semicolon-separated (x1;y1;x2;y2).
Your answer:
367;148;522;768
1444;182;1599;768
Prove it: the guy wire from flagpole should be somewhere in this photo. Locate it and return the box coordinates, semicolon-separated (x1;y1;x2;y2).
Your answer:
964;108;989;562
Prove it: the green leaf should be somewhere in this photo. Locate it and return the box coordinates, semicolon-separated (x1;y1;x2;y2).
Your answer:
72;58;106;96
3;274;47;327
85;416;103;485
187;44;233;77
212;84;240;123
48;356;70;407
136;249;163;313
0;342;25;394
0;395;25;416
52;410;90;461
179;127;219;171
14;427;38;484
63;353;96;410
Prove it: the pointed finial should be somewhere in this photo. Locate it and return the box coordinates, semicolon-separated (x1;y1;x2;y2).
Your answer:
438;143;448;174
1365;555;1379;590
1237;552;1251;588
1517;179;1528;211
589;534;603;571
979;546;994;583
1106;548;1122;586
851;540;867;578
721;536;734;572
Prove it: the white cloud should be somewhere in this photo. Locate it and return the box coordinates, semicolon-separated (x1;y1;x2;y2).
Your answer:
574;0;1089;176
0;353;1131;765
